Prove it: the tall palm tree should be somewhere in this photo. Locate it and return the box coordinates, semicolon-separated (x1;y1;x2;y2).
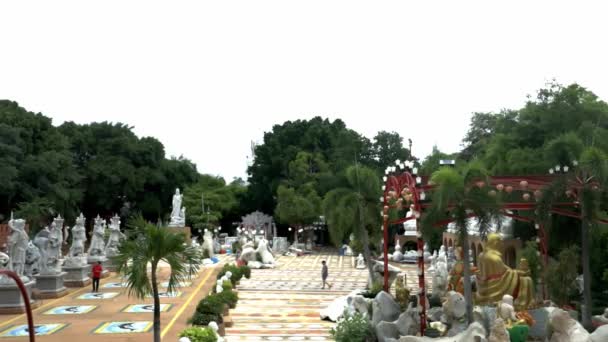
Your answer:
323;165;381;282
422;165;500;324
113;216;201;342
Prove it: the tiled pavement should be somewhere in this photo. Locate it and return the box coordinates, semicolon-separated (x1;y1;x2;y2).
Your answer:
225;250;430;341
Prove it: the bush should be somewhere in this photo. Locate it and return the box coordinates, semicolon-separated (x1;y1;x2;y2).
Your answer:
179;326;217;342
188;311;223;326
218;289;239;308
362;281;383;299
330;310;374;342
196;296;224;315
519;241;541;286
239;265;251;279
222;281;233;292
547;245;580;306
217;264;244;286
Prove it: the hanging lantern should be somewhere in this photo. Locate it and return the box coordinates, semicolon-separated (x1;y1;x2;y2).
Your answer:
383;205;389;214
534;190;542;198
522;193;531;201
520;180;528;188
475;181;485;188
383;214;389;221
496;184;504;191
489;190;497;197
565;189;573;197
505;185;513;194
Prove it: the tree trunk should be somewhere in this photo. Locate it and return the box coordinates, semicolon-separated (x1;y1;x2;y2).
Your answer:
151;261;161;342
462;232;473;324
581;217;592;329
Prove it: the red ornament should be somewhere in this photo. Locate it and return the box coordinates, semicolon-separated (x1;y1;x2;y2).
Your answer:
523;193;531;201
489;190;497;197
496;184;504;191
520;180;528;188
505;185;513;194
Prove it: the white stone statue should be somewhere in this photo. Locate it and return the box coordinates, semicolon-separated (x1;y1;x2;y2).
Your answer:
48;222;62;272
88;215;107;257
447;246;456;272
201;230;215;258
239;240;256;263
7;218;28;279
169;188;186;227
432;253;448;298
423;243;431;263
442;291;467;335
66;213;87;266
24;241;41;277
428;250;438;271
489;318;510;342
216;278;224;293
0;251;10;283
105;215;125;257
497;294;517;325
342;244;354;256
53;215;65;252
33;227;51;274
356;253;366;269
392;238;403;262
207;321;224;342
256;238;275;265
593;308;608;326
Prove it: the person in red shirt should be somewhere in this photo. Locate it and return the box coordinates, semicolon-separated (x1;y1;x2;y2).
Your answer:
92;261;102;292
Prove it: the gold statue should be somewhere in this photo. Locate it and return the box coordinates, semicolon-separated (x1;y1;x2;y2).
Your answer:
476;233;535;310
447;245;477;296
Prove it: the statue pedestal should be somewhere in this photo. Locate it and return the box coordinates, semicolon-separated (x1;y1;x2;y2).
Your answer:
33;272;68;299
0;279;38;314
166;226;191;244
63;264;91;287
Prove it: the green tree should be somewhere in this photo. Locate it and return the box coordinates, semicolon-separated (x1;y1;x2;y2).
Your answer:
370;131;411;173
323;165;381;280
274;185;321;241
422;165;501;324
113;216;201;342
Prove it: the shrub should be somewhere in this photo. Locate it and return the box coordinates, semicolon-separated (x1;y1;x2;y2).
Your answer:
330;310;374;342
196;296;224;315
188;311;223;326
519;241;541;286
362;281;383;299
222;281;233;292
547;245;580;306
217;264;244;286
178;326;217;342
239;265;251;279
218;289;239;308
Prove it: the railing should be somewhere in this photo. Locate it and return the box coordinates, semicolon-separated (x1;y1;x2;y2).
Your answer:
0;270;35;342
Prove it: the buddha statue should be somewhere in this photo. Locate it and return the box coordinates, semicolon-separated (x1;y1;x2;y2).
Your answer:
447;245;477;296
476;233;535;310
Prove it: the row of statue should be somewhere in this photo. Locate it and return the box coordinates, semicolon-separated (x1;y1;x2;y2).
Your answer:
2;212;125;282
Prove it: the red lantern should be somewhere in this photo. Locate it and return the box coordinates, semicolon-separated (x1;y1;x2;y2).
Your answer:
489;190;497;197
534;190;542;198
520;180;528;188
475;180;485;188
496;184;504;191
505;185;513;194
523;193;531;201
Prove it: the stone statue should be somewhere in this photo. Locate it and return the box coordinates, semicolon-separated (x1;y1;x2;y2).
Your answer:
256;238;275;265
48;222;62;272
549;308;590;342
423;243;431;263
489;318;510;342
442;291;467;336
0;251;9;283
432;253;448;299
356;253;366;269
392;238;403;262
52;215;65;257
8;218;28;278
447;246;456;272
447;246;477;295
88;215;107;257
201;230;215;258
593;308;608;326
497;294;518;325
24;241;41;277
105;215;125;257
476;234;535;310
68;213;87;258
239;240;256;263
169;188;186;227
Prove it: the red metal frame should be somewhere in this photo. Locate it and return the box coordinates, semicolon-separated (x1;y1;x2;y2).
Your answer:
0;270;35;342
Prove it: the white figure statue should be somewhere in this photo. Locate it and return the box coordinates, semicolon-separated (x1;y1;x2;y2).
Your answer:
356;253;366;269
216;278;224;293
239;240;256;263
33;227;51;274
88;215;107;257
105;215;125;257
256;238;275;265
549;308;590;342
47;222;62;272
447;246;456;272
201;229;215;258
423;243;431;263
7;218;29;279
24;241;41;277
52;215;65;255
497;294;517;325
67;213;87;260
207;321;224;342
169;188;186;227
432;253;448;298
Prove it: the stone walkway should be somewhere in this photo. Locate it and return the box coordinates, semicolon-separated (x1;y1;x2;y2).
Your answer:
225;250;427;341
0;256;230;341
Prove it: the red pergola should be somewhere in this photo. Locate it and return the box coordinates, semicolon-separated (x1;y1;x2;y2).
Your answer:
382;170;607;335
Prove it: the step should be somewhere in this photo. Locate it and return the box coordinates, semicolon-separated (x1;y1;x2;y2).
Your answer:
224;334;333;341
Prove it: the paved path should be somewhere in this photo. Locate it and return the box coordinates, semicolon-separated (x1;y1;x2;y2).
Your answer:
0;256;230;341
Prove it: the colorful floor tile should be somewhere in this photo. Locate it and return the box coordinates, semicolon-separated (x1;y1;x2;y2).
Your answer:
0;323;68;337
102;282;128;288
121;304;172;313
160;281;191;288
92;321;152;334
43;305;97;315
77;292;119;300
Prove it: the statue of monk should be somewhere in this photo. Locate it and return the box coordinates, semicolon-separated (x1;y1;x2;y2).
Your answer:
476;233;535;310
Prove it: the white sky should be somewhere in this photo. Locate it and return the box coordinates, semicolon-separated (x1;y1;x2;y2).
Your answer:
2;1;608;181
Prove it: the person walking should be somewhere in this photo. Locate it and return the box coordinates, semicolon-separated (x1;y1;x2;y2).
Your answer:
321;260;332;289
92;261;102;292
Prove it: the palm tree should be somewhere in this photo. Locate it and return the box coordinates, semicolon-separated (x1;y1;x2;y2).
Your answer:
113;216;202;342
422;165;500;324
323;165;381;282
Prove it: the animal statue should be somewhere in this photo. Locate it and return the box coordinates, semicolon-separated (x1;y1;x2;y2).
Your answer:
256;238;275;265
399;322;486;342
549;308;590;342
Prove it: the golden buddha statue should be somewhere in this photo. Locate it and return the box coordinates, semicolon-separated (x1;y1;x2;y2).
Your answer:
476;233;535;310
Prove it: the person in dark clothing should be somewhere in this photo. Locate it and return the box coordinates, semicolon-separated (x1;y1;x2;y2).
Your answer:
321;260;332;289
91;261;102;292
